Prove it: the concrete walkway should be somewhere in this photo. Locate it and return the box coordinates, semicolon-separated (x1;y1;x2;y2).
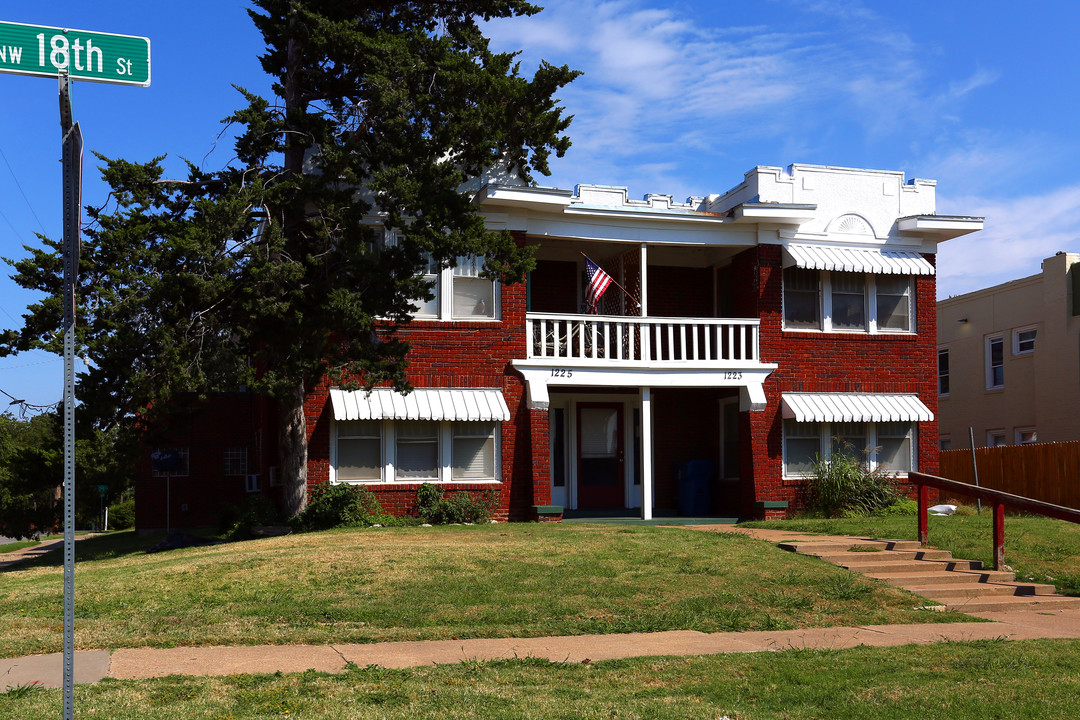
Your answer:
5;609;1080;690
5;526;1080;691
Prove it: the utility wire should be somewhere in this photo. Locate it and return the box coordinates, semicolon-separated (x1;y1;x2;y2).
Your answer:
0;147;49;237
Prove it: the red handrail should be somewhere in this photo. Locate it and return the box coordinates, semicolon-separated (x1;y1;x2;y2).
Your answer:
909;471;1080;570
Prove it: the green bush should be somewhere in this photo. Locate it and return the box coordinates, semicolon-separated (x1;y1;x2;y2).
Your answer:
415;483;498;525
292;483;396;532
107;499;136;529
806;444;903;517
220;495;285;539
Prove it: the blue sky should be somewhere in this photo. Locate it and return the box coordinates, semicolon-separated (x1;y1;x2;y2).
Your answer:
1;0;1079;407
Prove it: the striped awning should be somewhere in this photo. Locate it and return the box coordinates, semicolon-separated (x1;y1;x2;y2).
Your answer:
329;388;510;422
781;393;933;423
782;244;935;275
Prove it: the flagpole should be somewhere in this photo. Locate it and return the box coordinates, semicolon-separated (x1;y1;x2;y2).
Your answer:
580;252;641;309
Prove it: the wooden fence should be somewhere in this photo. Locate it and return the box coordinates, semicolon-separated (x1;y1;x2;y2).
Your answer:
939;441;1080;510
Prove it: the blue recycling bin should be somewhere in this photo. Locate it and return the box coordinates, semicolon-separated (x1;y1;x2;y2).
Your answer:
677;460;715;516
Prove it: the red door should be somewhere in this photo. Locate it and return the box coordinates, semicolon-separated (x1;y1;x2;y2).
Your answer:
577;403;625;509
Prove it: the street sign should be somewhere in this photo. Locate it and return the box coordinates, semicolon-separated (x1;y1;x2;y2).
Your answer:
0;20;150;86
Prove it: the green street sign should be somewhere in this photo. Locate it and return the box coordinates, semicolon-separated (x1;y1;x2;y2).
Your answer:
0;20;149;86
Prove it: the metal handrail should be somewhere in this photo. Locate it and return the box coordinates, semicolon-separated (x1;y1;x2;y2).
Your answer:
909;471;1080;570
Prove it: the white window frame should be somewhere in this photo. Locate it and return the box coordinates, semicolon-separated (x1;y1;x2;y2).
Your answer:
223;446;249;477
1013;326;1037;355
782;420;917;478
386;229;499;322
937;347;950;397
1015;427;1037;445
331;419;501;485
782;269;915;335
151;447;190;477
985;335;1005;389
987;429;1007;447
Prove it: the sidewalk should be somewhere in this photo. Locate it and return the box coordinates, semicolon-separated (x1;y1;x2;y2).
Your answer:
6;607;1080;690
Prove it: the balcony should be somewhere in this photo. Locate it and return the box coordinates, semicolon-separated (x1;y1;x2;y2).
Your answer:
526;313;761;365
514;313;775;410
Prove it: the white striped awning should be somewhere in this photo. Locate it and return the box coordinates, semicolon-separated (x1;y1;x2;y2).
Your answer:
782;244;935;275
329;387;510;422
781;393;933;423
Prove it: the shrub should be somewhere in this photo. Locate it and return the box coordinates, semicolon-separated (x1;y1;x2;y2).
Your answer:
415;483;498;525
806;444;903;517
292;483;396;532
107;499;136;529
220;494;285;539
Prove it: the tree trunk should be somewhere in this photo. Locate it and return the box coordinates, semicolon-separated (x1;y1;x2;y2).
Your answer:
279;382;309;517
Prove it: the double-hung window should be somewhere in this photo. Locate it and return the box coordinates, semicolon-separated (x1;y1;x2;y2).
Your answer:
396;421;440;481
783;269;913;333
223;446;248;476
385;230;497;320
937;348;950;396
986;335;1004;389
1014;327;1036;355
337;421;382;482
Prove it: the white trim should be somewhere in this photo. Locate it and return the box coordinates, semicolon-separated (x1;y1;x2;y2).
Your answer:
985;335;1005;389
1015;427;1037;445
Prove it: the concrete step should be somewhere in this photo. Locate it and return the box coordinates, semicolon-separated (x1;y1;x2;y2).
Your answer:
910;582;1060;600
927;595;1080;613
851;557;989;574
869;569;1015;586
779;540;922;554
814;549;955;564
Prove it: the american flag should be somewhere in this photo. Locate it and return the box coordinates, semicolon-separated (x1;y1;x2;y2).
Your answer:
584;256;613;313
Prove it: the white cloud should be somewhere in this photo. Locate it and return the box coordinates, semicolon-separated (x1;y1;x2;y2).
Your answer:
937;185;1080;298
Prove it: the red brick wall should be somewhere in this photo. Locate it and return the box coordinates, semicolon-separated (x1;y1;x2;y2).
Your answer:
530;259;579;314
647;266;713;317
135;393;280;532
739;245;940;517
303;230;542;522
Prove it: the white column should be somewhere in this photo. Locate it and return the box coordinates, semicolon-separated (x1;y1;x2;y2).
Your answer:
641;386;653;520
639;243;648;317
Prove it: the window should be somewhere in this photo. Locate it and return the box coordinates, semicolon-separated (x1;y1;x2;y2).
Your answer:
939;437;952;451
245;473;261;493
1014;327;1036;355
385;230;496;320
987;430;1007;447
938;348;950;396
452;422;496;480
223;446;248;476
783;267;820;329
396;421;439;480
986;335;1004;389
783;421;916;476
831;272;866;330
1016;428;1037;445
151;447;189;477
783;270;914;334
337;421;382;482
876;275;912;332
334;419;499;484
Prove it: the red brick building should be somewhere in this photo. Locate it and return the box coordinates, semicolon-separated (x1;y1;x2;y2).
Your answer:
136;164;982;529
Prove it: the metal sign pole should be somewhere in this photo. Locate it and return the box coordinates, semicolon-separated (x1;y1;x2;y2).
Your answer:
60;72;82;720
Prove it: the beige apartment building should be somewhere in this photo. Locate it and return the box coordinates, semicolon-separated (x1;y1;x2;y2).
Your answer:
937;252;1080;449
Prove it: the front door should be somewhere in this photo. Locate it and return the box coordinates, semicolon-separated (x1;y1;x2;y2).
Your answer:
577;403;625;508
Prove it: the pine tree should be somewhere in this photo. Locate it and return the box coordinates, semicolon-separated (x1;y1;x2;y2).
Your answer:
2;1;578;516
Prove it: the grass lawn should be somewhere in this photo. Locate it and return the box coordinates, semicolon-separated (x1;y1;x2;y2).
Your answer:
742;512;1080;594
7;638;1080;719
0;539;43;554
0;523;970;658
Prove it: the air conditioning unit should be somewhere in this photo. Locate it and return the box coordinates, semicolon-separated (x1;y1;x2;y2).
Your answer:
246;473;261;493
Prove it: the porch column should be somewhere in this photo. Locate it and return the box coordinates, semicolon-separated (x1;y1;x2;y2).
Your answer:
641;386;653;520
639;243;648;317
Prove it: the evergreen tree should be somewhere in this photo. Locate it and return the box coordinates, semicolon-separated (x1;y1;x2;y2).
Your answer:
2;1;577;515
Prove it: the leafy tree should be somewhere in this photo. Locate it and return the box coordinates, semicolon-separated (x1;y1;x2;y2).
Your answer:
0;413;61;538
1;1;577;516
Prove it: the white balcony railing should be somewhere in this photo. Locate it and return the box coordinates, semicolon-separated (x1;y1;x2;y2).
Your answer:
526;313;760;365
